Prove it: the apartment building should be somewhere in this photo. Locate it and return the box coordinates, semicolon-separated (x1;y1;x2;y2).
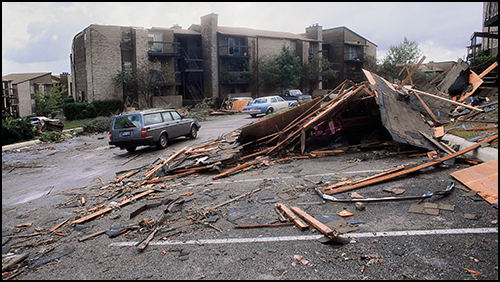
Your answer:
1;72;71;118
467;2;498;66
70;13;376;108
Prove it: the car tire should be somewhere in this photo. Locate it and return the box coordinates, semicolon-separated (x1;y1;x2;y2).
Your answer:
156;133;168;149
328;132;349;150
266;107;274;115
187;126;198;139
250;114;257;118
125;146;136;152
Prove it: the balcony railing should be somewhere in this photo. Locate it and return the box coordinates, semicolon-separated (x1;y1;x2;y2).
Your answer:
218;45;250;57
344;52;365;62
148;41;181;56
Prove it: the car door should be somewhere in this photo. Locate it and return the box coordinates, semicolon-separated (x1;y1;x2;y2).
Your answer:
160;111;179;138
171;110;191;137
275;96;289;110
143;112;164;141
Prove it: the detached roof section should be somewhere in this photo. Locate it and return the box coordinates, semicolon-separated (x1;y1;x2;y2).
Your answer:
363;69;435;150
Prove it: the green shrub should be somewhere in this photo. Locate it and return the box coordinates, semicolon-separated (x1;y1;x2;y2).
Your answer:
62;97;75;104
2;117;35;146
39;131;63;143
62;102;87;120
82;116;114;134
62;99;122;120
183;97;213;121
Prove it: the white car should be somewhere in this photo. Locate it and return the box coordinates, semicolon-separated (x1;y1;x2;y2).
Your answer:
241;95;292;118
30;116;59;125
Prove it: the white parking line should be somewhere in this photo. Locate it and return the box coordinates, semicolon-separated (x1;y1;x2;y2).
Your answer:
109;227;497;247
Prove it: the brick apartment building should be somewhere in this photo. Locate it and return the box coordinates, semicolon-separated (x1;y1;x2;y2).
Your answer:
70;13;377;109
2;72;72;118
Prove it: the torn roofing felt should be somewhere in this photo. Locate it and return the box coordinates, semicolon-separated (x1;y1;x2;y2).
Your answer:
362;69;436;150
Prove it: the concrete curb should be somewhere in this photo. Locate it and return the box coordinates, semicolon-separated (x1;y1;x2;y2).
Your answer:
2;127;83;152
442;134;498;162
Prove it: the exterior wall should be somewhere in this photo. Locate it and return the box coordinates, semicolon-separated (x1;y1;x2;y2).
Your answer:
201;13;219;99
17;81;32;117
87;25;123;102
72;31;87;102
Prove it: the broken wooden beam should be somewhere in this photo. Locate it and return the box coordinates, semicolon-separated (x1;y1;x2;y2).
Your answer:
413;91;441;124
429;65;454;84
289;206;336;237
276;203;309;230
144;146;187;179
49;218;69;233
208;188;261;211
324;134;498;195
409;88;484;112
71;189;154;224
77;230;106;242
212;159;259;180
399;56;426;89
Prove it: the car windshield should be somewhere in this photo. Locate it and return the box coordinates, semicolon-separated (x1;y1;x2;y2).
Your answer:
290;90;300;95
114;115;140;129
253;98;268;104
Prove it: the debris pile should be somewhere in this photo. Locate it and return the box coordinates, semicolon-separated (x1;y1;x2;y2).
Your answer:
2;57;497;279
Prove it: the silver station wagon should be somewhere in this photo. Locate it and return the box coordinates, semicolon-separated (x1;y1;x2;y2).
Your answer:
109;108;201;152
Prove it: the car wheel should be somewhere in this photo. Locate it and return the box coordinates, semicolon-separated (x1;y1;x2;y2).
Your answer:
250;114;257;118
125;146;136;152
156;133;168;149
187;126;198;139
266;107;274;115
328;132;349;150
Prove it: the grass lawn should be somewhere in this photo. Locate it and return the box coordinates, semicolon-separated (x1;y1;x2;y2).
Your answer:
63;118;93;130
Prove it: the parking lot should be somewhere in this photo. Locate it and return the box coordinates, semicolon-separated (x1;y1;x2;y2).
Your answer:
2;113;498;280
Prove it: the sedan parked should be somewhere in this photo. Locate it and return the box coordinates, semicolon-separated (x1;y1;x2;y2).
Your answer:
241;96;292;118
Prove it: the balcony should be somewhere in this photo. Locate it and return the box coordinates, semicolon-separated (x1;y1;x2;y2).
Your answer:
220;71;253;85
344;52;365;62
148;41;181;57
218;45;250;58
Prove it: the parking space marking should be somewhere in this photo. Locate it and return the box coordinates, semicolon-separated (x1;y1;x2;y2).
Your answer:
109;227;497;247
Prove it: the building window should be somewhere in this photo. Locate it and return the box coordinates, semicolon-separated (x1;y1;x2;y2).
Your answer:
148;33;163;53
228;37;240;56
30;85;35;94
290;41;296;56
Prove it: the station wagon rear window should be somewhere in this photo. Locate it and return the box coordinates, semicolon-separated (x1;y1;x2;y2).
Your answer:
113;115;140;129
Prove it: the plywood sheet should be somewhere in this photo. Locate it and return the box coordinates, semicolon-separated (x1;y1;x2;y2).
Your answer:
450;159;498;204
231;100;249;111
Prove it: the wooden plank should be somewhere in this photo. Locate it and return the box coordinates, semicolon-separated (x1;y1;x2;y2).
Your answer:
49;218;69;233
410;88;483;112
231;100;249;111
413;91;440;124
71;189;154;224
78;230;106;242
450;159;498;204
325;134;498;195
478;61;498;79
429;65;453;84
434;126;445;138
276;203;309;230
144;146;188;179
290;206;335;237
458;70;483;102
399;56;426;88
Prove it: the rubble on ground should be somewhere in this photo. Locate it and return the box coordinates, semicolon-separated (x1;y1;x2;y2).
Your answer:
2;57;497;279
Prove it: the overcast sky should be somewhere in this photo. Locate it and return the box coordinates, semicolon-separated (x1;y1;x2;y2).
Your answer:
2;2;485;76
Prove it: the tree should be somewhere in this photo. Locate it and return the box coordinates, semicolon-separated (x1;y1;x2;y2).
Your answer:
302;57;338;96
113;59;172;108
380;37;423;82
261;44;302;92
33;84;65;117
